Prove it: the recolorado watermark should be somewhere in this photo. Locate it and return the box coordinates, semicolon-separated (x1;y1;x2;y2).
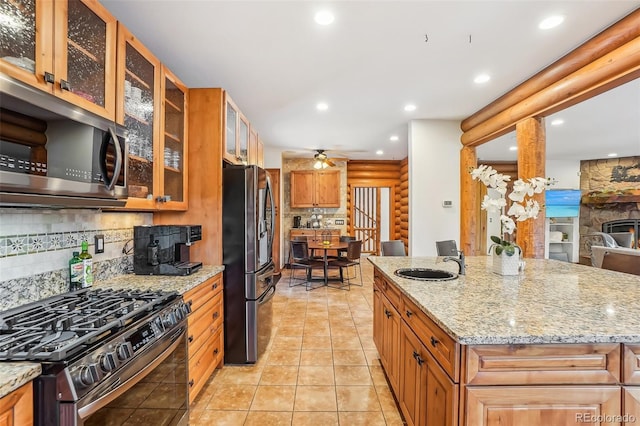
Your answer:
576;413;637;423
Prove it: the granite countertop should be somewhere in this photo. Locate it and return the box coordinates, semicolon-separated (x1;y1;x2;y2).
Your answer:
0;264;224;399
0;363;41;398
94;264;225;295
368;256;640;345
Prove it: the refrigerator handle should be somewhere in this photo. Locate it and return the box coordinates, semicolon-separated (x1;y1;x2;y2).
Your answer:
265;173;275;258
257;284;276;305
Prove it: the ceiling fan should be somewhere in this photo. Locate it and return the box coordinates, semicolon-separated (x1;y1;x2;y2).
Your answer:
313;150;335;169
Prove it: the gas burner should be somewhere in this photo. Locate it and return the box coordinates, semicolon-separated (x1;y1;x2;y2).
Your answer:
40;331;79;352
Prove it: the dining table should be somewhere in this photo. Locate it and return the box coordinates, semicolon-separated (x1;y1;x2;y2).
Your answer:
306;240;349;285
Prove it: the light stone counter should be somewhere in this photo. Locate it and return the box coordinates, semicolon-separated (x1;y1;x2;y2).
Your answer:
0;265;224;399
0;362;41;398
368;256;640;345
93;264;225;295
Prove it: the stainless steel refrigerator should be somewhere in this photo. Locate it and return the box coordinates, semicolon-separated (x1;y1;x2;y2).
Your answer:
222;165;276;364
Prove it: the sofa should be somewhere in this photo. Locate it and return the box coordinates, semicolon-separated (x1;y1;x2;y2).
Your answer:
583;232;635;267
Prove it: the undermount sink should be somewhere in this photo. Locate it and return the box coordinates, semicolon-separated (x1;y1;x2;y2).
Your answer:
394;268;458;281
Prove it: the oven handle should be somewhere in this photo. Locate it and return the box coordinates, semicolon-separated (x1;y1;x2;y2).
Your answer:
76;325;185;420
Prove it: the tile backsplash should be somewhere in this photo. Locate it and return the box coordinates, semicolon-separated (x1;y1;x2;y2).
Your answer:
0;208;152;310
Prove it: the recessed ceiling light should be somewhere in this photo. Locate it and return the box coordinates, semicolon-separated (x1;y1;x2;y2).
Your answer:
389;135;399;142
509;146;518;151
376;150;384;155
539;15;564;30
551;118;564;126
314;10;334;25
474;74;490;84
404;104;416;112
608;153;618;157
316;102;328;111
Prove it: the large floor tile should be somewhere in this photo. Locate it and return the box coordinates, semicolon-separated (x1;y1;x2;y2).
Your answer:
244;411;292;426
297;366;335;386
250;385;296;411
291;411;339;426
293;385;337;411
336;386;381;412
259;365;299;385
334;365;373;385
205;384;257;410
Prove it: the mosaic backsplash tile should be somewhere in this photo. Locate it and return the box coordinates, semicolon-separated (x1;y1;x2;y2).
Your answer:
0;228;133;258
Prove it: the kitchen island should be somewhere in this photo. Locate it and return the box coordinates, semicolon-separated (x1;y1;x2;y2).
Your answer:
368;256;640;426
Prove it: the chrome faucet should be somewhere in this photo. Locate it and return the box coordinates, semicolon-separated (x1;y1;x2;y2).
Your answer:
443;250;465;275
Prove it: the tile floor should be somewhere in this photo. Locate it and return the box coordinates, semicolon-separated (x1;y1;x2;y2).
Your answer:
187;258;405;425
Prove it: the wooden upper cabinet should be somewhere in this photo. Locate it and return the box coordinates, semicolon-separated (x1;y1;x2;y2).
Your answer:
290;170;340;208
0;0;117;120
257;136;264;167
248;127;258;165
117;23;161;210
223;94;251;165
159;66;188;210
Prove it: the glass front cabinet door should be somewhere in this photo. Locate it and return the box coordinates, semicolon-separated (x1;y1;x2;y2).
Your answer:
117;23;161;210
159;67;188;210
0;0;117;120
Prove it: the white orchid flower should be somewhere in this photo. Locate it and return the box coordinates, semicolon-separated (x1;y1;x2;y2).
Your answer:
500;215;516;234
481;195;506;213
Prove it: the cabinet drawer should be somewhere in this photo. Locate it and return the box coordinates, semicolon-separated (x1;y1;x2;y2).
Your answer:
184;274;222;313
402;295;459;381
624;344;640;384
290;230;315;238
374;271;401;310
466;344;621;385
188;329;223;404
187;290;223;358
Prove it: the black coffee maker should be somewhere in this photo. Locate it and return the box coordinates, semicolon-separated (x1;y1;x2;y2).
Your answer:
293;216;302;228
133;225;203;275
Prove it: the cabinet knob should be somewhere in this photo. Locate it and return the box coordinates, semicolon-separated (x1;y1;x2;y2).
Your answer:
412;351;424;366
188;379;194;387
214;348;219;355
430;336;439;347
44;72;55;84
213;311;220;319
188;335;194;343
406;310;413;318
384;309;392;319
212;283;218;290
60;79;71;91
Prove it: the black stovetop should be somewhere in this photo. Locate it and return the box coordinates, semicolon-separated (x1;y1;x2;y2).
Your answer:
0;288;178;361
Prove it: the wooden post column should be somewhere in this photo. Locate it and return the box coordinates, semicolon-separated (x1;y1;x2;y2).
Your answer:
516;117;546;258
460;146;478;255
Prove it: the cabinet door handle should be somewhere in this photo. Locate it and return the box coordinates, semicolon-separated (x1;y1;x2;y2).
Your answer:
412;351;424;366
214;348;219;355
188;335;193;343
430;336;439;347
384;309;392;318
406;310;413;318
188;379;194;387
60;79;71;91
44;72;55;84
213;311;219;319
212;282;218;290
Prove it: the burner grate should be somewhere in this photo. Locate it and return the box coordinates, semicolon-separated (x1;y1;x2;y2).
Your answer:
0;288;178;361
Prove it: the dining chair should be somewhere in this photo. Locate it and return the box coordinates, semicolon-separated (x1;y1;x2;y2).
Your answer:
436;240;459;256
332;240;363;289
330;235;356;259
381;240;406;256
289;240;324;290
601;250;640;276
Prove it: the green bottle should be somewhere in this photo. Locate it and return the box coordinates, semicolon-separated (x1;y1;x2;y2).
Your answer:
69;251;83;291
79;241;93;288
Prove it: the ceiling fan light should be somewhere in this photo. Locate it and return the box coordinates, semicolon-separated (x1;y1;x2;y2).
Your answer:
314;160;323;169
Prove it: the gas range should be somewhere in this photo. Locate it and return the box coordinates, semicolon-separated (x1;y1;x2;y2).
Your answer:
0;288;190;426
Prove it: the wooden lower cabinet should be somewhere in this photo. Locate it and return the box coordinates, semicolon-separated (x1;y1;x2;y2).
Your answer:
184;273;223;404
400;323;458;426
625;388;640;425
466;386;621;426
373;281;400;394
0;382;33;426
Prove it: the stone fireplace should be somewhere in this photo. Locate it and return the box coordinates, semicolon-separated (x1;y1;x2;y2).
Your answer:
578;156;640;259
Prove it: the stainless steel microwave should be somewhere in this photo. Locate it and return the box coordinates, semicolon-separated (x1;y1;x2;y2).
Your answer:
0;73;127;208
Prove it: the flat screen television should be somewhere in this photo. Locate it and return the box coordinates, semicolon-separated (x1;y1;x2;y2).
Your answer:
545;189;582;217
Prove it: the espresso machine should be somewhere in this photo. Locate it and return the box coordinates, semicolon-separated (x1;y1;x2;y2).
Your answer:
133;225;203;275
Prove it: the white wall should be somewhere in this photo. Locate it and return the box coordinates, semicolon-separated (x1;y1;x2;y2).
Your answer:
408;120;462;256
546;159;581;189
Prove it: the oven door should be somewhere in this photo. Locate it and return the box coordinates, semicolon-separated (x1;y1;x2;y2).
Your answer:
66;325;188;426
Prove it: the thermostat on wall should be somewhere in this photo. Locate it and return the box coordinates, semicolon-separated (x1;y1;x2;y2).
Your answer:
442;200;453;208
